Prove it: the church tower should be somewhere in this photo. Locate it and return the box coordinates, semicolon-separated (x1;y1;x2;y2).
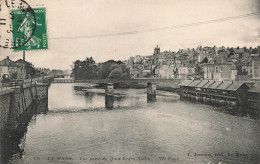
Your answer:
154;45;160;55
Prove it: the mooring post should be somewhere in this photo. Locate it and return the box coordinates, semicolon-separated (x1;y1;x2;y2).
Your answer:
105;83;114;109
147;82;156;102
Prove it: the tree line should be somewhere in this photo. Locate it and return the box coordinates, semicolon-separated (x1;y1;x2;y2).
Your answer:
72;57;130;80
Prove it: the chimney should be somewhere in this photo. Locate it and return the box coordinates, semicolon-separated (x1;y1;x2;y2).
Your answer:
5;56;9;64
23;51;25;61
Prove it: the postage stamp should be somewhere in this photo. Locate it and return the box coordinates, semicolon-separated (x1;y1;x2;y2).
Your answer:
11;7;48;51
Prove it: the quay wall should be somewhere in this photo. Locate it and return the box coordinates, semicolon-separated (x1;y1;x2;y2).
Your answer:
0;90;12;131
0;83;49;132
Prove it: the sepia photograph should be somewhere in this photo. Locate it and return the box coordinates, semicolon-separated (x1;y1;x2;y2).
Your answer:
0;0;259;163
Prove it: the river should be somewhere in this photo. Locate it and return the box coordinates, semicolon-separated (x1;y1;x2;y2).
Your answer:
3;83;260;164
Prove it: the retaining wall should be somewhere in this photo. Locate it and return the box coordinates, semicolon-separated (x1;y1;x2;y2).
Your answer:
0;83;49;132
0;90;13;131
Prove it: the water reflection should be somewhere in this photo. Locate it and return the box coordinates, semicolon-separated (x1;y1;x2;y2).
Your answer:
0;99;48;164
72;83;141;110
105;95;113;109
2;83;259;164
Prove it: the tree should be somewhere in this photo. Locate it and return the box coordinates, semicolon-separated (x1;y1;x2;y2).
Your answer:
72;58;130;80
108;64;130;79
202;57;208;63
72;57;98;79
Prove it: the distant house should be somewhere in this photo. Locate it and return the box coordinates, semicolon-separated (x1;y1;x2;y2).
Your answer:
251;47;260;80
0;56;26;81
203;62;237;81
15;59;35;78
130;66;143;78
155;64;175;78
177;65;195;79
142;69;151;77
242;62;252;75
235;61;253;81
228;47;249;61
174;60;182;68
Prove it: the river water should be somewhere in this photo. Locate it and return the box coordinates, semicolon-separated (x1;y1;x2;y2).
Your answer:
4;83;260;164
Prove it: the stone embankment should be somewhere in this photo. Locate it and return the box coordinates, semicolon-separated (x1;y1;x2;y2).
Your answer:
0;76;53;132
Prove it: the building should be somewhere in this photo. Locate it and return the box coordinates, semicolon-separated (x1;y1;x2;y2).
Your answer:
229;47;245;59
242;62;252;75
179;80;251;111
155;64;175;78
252;56;260;80
126;45;259;80
15;59;35;78
142;69;151;77
177;65;195;79
247;85;260;115
203;62;237;81
130;66;143;78
251;46;260;80
153;45;160;55
0;56;26;81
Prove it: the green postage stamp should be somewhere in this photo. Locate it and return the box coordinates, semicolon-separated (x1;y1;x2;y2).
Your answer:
11;8;48;51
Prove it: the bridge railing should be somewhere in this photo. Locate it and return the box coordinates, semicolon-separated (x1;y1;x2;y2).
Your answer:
0;85;12;91
0;75;53;91
73;78;183;85
0;81;37;89
53;78;75;83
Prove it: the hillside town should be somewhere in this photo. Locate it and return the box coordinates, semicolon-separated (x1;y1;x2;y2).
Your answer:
1;45;260;84
127;45;260;83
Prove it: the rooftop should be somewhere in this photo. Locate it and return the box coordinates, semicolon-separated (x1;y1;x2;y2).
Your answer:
0;56;18;67
248;86;260;93
180;80;249;91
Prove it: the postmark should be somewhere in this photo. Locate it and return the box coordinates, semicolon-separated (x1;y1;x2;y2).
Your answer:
0;0;48;51
0;0;35;49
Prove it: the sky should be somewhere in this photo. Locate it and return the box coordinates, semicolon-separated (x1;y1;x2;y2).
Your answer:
0;0;260;70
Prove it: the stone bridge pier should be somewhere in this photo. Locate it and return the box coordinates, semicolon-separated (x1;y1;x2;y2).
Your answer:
105;83;114;109
147;82;156;102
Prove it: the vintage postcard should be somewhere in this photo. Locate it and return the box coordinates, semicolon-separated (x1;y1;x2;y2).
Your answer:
0;0;259;164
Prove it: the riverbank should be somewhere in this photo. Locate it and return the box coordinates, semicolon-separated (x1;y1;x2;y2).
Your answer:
0;99;48;164
0;76;53;133
0;83;49;132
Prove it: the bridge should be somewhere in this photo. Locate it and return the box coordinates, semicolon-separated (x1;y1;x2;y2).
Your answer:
53;78;183;89
53;78;75;83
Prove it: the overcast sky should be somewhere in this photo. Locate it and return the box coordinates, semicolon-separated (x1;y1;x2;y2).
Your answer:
0;0;259;69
